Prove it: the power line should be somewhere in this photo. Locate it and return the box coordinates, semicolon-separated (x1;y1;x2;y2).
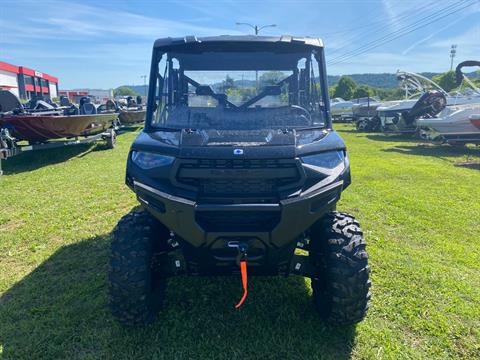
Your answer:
326;0;438;56
328;0;476;66
328;0;470;64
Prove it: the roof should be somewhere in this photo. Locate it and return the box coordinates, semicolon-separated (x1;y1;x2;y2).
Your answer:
0;60;58;83
153;35;324;49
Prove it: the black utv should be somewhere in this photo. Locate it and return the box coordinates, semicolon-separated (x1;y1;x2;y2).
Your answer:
109;35;370;326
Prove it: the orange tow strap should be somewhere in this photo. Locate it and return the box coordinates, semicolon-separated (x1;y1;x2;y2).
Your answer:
235;260;248;308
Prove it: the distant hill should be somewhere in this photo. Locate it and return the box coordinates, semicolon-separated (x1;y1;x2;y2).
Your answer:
124;85;148;96
326;72;441;88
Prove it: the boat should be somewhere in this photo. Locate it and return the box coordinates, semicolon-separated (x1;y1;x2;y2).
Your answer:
0;96;117;142
117;96;146;125
118;108;146;124
1;113;117;142
330;98;354;121
417;104;480;145
377;70;480;133
416;61;480;145
331;97;380;123
352;98;384;130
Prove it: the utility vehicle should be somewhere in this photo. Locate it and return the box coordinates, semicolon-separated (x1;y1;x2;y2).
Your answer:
109;35;370;326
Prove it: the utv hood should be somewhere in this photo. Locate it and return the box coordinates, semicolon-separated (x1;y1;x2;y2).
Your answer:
132;128;345;158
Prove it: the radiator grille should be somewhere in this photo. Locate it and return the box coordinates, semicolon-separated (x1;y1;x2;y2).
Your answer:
176;158;300;201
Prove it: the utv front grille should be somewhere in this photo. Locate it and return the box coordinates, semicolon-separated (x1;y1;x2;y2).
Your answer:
175;158;301;202
196;211;281;232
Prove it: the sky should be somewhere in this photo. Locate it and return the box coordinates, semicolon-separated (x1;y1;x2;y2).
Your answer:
1;0;479;89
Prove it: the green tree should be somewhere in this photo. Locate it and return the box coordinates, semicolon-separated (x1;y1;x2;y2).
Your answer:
333;76;357;100
113;86;139;96
432;71;457;92
259;71;285;87
353;85;375;99
329;85;337;98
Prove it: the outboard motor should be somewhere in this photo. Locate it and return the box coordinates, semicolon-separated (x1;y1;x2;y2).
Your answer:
136;95;142;105
403;90;447;124
0;90;23;113
79;97;97;115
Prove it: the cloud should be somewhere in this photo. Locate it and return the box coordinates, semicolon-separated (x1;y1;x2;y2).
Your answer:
401;12;470;55
430;25;480;48
0;0;239;44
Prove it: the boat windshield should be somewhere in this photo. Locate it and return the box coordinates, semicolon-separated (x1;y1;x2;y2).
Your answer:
148;50;329;130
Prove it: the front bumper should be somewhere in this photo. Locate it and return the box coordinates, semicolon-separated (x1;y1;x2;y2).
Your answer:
134;179;343;274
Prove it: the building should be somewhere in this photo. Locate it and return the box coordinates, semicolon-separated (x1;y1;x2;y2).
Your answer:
0;60;59;100
59;89;114;103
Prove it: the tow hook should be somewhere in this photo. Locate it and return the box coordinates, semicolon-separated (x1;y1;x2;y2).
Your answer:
228;241;249;308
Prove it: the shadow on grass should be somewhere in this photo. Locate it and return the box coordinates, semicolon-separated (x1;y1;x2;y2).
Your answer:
0;231;357;359
454;161;480;170
365;133;418;143
336;128;359;134
1;126;138;175
1;143;98;175
382;144;480;163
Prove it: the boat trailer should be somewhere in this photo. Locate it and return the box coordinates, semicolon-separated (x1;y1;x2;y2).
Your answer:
0;127;117;176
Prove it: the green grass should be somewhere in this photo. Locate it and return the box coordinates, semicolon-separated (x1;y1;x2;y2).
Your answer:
0;125;479;359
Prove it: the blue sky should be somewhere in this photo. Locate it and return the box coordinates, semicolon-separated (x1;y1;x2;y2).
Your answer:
1;0;478;89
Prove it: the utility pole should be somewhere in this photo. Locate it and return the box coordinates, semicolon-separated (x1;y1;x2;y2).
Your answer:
235;22;277;90
235;22;277;35
450;44;457;71
140;75;147;98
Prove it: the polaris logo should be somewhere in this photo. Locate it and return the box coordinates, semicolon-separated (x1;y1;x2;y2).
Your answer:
233;149;244;155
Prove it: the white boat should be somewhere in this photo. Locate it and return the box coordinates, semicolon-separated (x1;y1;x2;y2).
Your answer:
416;61;480;145
378;69;480;132
330;97;379;122
330;98;354;121
417;104;480;144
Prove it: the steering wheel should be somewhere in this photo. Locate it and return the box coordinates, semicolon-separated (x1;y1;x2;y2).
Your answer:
290;105;312;124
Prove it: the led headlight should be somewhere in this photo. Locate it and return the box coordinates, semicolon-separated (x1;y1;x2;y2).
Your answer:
131;151;174;170
301;150;345;169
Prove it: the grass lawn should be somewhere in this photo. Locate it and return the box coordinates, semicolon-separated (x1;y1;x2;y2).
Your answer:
0;124;479;359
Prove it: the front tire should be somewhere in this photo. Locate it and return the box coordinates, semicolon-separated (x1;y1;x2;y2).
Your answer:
309;212;371;325
109;211;169;325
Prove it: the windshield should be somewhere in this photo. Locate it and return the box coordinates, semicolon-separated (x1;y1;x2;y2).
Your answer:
148;49;330;130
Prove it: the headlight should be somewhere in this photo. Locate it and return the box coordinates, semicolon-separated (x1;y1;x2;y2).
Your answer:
131;151;174;170
301;150;344;169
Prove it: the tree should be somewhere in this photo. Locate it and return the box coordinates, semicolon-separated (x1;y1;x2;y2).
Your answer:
221;75;236;92
259;71;285;87
432;71;457;92
333;76;357;100
353;85;375;99
329;85;337;98
113;86;139;96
